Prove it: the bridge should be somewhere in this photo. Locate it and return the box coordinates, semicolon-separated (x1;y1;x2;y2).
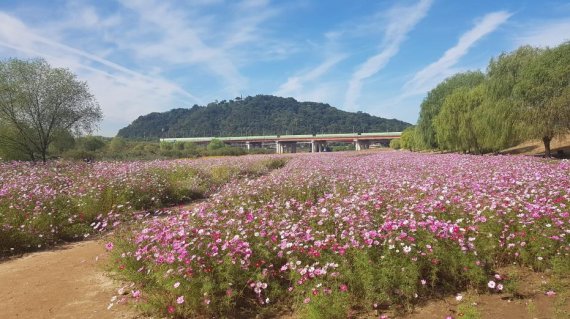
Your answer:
161;132;401;153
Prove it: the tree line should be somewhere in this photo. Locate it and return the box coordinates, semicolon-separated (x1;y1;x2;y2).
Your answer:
392;42;570;157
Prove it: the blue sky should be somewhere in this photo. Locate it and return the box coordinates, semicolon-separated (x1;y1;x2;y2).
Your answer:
0;0;569;136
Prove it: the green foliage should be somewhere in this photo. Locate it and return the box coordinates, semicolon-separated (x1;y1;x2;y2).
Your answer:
207;138;226;151
434;86;485;153
79;135;107;152
400;126;419;151
416;71;485;149
0;124;30;160
49;130;76;155
414;41;570;156
514;42;570;157
109;136;128;153
0;58;102;162
159;141;173;151
389;138;401;149
117;95;411;139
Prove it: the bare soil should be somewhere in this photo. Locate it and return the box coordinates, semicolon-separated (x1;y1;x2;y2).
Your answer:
503;134;570;157
0;239;140;319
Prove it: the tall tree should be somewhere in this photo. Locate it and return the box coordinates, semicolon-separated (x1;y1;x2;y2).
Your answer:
416;71;485;149
434;86;485;153
514;42;570;157
0;58;102;162
477;46;542;151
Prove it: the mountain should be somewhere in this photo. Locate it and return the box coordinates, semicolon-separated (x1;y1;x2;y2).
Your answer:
117;95;411;139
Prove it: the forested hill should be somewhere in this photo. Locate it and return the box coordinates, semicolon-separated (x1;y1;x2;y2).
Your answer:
117;95;410;139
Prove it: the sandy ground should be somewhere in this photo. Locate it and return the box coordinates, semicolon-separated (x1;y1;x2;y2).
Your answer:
0;239;139;319
503;134;570;156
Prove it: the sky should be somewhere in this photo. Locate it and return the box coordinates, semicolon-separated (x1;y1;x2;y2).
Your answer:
0;0;569;136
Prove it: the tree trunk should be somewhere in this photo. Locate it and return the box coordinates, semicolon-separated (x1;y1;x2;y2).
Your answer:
543;136;552;158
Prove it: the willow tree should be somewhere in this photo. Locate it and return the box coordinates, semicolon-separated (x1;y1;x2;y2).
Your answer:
434;85;485;153
514;42;570;157
476;46;543;151
400;126;419;151
0;58;102;162
416;71;485;149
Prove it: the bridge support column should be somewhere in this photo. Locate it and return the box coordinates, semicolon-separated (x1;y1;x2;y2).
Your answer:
276;141;288;154
246;142;251;151
311;141;323;153
354;140;370;151
290;142;297;153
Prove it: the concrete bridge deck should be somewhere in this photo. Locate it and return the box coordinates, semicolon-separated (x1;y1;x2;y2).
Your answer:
161;132;401;153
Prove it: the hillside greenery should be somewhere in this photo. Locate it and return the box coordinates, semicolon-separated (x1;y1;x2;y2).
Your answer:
395;42;570;157
117;95;410;139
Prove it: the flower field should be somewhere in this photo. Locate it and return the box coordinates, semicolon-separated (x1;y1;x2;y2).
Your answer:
0;156;287;255
108;152;570;318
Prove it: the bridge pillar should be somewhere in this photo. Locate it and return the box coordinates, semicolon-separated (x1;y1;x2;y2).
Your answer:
290;142;297;153
311;141;324;153
246;142;251;151
354;140;370;151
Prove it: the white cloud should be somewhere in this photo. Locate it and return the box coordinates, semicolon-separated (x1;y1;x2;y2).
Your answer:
116;0;247;95
344;0;433;110
0;11;200;135
516;20;570;48
276;54;346;97
405;11;511;94
0;0;287;135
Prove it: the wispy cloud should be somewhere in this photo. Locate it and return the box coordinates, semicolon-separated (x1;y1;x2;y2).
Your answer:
116;0;247;95
405;11;511;94
516;20;570;48
0;0;288;134
344;0;433;110
276;54;346;97
0;11;201;134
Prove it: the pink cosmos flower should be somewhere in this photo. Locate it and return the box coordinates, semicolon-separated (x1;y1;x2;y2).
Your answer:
546;290;556;296
176;296;185;304
131;290;141;299
487;280;496;289
105;242;114;251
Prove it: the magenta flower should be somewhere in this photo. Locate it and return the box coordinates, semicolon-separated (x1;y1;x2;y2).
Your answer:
167;305;175;314
131;290;141;299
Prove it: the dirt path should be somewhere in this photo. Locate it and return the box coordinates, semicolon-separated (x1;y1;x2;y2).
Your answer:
0;239;139;319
